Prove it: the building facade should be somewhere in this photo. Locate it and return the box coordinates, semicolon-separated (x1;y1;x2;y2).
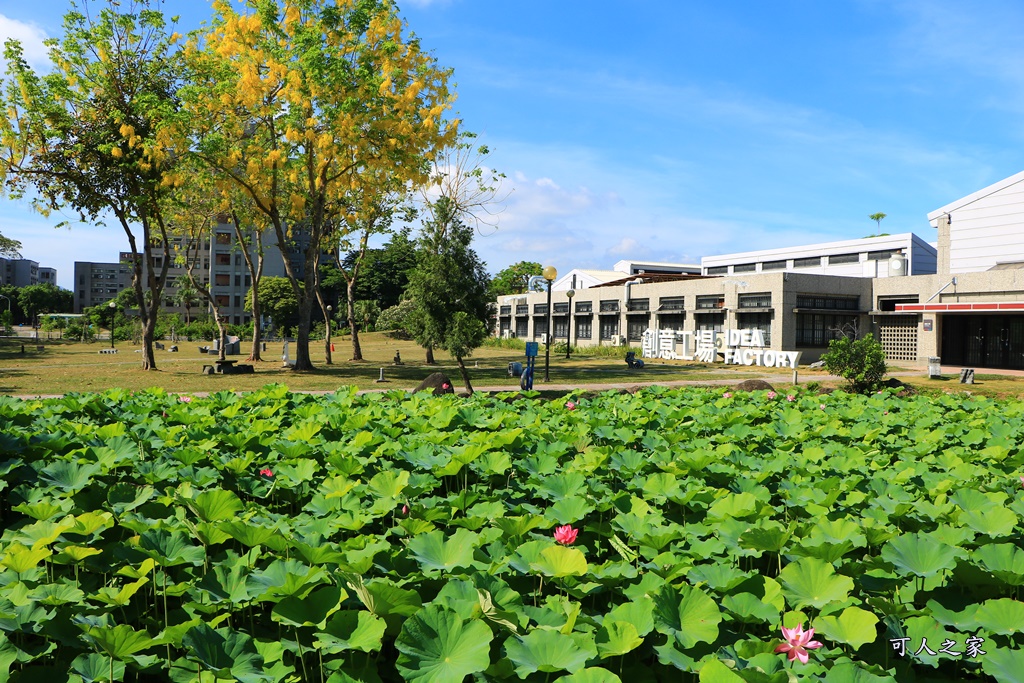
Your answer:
496;171;1024;370
0;257;57;288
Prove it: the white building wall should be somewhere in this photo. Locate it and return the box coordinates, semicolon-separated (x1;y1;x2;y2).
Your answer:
928;171;1024;273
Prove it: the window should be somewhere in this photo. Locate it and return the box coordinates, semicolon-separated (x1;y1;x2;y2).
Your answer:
79;275;84;284
234;295;241;308
733;263;756;273
627;298;649;312
738;293;771;308
534;318;548;337
877;296;919;312
868;249;899;261
706;266;728;275
216;233;231;245
796;295;860;311
696;295;724;309
627;316;649;341
554;302;569;313
575;301;592;313
244;275;251;287
599;317;619;339
215;254;231;266
737;312;772;345
235;253;242;266
599;300;619;312
696;313;724;333
515;319;529;337
794;257;821;268
659;296;685;310
499;305;512;316
533;304;548;314
575;317;592;339
553;318;568;338
796;313;858;347
659;313;685;330
215;274;230;286
215;295;230;307
515;305;528;315
235;275;241;287
828;253;860;265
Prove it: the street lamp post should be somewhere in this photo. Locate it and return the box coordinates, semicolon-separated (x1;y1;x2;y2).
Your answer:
565;289;575;360
108;301;116;349
325;304;333;365
542;265;557;382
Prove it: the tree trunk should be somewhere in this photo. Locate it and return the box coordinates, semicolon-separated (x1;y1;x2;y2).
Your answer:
347;279;362;361
140;298;159;371
292;292;315;371
456;355;474;395
247;294;263;362
313;272;332;365
216;315;228;362
425;346;435;365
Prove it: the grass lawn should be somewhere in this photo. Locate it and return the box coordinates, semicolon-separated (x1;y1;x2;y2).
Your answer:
0;332;799;396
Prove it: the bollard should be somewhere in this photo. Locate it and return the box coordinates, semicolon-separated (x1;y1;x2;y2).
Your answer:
331;343;335;352
20;344;24;354
375;368;388;383
792;370;798;385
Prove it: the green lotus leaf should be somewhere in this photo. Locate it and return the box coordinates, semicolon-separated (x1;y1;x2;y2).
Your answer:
605;599;654;636
739;520;791;553
778;557;854;610
272;584;345;628
81;624;155;659
556;668;623;683
106;483;154;516
92;577;149;607
820;660;895;682
71;652;125;683
39;460;101;493
315;610;386;654
505;629;596;677
344;574;422;620
52;545;103;564
721;592;780;625
367;469;409;499
902;616;962;668
30;582;85;606
545;497;595;525
975;543;1024;586
981;646;1024;683
138;530;205;567
534;472;587;500
595;620;643;658
11;518;72;549
395;605;493;683
247;559;326;602
182;624;271;682
959;506;1018;537
187;489;244;523
698;659;744;682
1;543;51;573
530;545;588;578
880;533;960;578
220;521;285;550
812;606;878;650
975;598;1024;636
707;492;759;521
12;499;73;521
652;583;722;649
65;511;115;537
406;528;480;574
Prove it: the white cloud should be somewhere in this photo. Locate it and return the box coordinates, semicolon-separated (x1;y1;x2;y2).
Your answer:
0;14;49;70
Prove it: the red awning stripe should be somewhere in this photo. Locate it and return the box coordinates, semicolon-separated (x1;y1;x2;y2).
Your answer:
897;302;1024;312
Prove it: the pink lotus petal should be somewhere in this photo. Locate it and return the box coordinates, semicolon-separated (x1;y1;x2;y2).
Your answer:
553;524;578;545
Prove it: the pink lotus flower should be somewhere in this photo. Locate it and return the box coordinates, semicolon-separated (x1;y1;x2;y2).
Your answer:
786;394;795;402
179;395;192;403
553;525;578;545
774;623;823;664
766;391;777;399
565;401;577;410
819;404;826;410
723;392;732;399
883;411;889;415
1019;475;1024;487
259;468;273;477
442;382;450;390
401;504;409;515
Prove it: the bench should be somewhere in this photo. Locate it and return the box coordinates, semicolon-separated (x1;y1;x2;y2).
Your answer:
201;360;255;375
98;348;118;355
35;345;45;352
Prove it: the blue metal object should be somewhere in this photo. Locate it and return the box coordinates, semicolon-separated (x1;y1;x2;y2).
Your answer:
521;343;538;390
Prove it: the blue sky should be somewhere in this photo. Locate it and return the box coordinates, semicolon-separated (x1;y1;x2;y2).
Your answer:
2;0;1024;289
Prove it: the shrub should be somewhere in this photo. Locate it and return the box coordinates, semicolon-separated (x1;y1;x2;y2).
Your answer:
820;332;887;393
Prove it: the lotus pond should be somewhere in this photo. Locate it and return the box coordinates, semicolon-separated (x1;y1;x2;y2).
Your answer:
1;384;1024;682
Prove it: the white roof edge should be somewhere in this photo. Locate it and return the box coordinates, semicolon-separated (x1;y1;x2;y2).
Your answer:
701;232;919;265
927;170;1024;222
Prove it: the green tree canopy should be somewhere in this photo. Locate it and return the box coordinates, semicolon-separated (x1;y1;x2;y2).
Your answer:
247;276;299;333
18;283;73;323
406;198;491;393
343;228;418;311
489;261;542;299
